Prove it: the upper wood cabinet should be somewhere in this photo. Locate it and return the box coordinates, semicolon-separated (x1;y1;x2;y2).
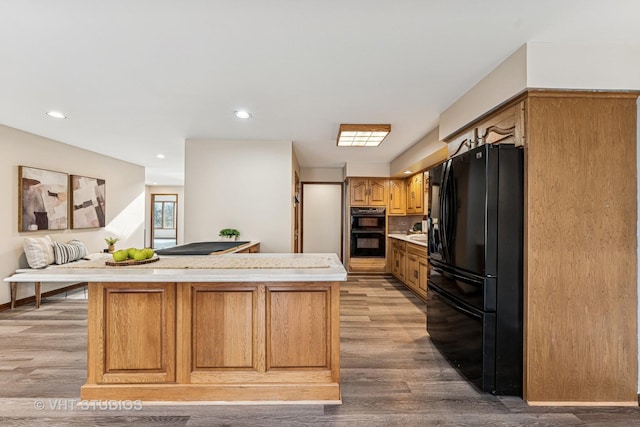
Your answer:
349;178;388;206
388;179;406;215
406;173;424;214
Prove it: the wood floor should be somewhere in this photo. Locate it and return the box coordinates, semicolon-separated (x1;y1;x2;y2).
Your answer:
0;274;638;426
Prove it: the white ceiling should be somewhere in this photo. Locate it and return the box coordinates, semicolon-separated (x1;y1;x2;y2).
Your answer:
1;1;639;185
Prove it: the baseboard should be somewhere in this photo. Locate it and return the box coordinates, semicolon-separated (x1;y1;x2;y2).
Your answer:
527;400;638;407
0;282;88;311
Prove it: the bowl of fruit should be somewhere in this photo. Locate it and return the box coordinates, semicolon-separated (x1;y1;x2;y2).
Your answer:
106;247;158;266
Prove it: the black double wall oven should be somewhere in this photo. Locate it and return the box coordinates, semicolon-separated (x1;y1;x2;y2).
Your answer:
350;207;386;258
427;143;523;396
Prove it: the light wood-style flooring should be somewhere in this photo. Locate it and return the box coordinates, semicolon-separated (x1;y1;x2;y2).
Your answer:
0;275;638;426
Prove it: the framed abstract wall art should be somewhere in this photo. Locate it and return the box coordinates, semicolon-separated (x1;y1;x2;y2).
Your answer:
19;166;69;231
70;175;106;229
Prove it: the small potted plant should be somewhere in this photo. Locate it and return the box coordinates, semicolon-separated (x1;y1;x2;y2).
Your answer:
104;237;120;253
219;228;240;241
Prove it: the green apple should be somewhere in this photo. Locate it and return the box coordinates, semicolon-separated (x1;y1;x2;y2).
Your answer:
126;248;137;259
112;250;128;262
132;250;147;261
143;248;155;259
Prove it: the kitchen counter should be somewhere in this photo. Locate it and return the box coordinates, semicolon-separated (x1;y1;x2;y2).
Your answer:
7;253;345;404
4;253;346;283
388;233;428;247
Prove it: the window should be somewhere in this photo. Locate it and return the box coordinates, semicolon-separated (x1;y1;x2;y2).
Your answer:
151;194;178;249
154;201;175;229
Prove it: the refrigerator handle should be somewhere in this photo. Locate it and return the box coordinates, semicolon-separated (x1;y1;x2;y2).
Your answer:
446;162;456;262
439;160;450;263
428;283;482;321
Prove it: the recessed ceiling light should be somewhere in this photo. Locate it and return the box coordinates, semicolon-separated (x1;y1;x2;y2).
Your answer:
403;170;412;174
46;111;66;119
156;154;165;159
337;124;391;147
234;110;251;119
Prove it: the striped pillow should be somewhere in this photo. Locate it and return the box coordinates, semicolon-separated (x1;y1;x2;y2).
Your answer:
53;240;88;265
23;235;55;269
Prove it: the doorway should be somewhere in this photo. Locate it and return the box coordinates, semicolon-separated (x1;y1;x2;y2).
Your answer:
151;194;178;249
301;182;343;260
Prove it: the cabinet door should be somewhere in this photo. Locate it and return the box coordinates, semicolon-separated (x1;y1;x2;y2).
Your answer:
406;252;419;291
88;282;176;384
388;179;406;215
391;242;401;278
391;246;399;277
406;178;415;213
418;260;428;293
413;174;424;213
350;178;369;206
397;248;406;281
368;179;388;206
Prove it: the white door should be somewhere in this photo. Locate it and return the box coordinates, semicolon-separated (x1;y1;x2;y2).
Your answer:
302;183;343;260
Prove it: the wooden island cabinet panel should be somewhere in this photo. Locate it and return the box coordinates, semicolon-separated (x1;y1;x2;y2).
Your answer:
88;282;176;385
268;288;329;368
83;278;341;402
192;287;257;369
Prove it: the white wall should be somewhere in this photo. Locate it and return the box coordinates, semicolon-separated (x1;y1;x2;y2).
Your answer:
302;183;343;258
344;162;390;178
145;185;185;247
184;139;293;252
439;44;528;140
0;124;145;305
527;42;640;91
300;167;344;182
390;127;447;176
440;42;640;141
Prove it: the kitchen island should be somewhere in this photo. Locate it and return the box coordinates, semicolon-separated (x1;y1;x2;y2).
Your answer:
4;253;346;403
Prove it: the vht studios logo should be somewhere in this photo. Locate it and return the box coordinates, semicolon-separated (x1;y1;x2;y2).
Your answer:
34;399;143;411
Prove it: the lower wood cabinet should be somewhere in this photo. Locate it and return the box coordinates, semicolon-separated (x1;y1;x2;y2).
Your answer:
390;239;406;282
84;281;341;402
90;282;176;384
389;239;427;301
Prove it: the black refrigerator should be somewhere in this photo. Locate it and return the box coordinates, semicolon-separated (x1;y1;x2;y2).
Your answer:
427;143;523;396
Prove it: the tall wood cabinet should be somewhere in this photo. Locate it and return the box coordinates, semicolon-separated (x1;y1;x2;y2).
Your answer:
444;90;639;405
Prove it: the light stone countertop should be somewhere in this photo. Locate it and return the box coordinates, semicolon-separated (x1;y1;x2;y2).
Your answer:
388;233;428;248
5;253;347;283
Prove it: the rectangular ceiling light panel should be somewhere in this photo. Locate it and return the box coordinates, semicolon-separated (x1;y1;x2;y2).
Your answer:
337;124;391;147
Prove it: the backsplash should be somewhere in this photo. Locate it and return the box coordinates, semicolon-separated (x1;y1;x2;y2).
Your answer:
388;215;424;234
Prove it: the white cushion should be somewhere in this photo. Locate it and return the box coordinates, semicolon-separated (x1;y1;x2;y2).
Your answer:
53;240;88;265
23;235;55;269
